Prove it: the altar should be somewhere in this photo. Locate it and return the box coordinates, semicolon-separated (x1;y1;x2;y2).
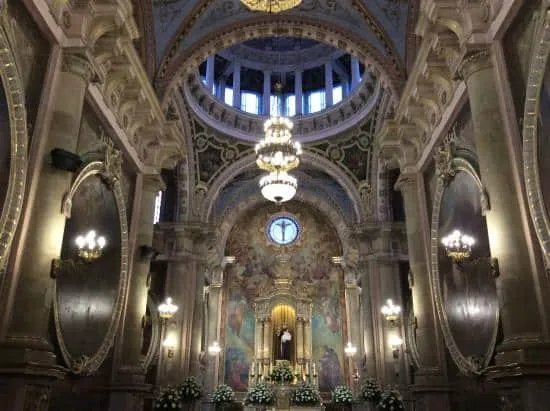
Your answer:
248;276;318;389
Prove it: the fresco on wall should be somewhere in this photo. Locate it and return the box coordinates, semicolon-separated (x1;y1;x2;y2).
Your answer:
438;171;498;364
224;202;344;391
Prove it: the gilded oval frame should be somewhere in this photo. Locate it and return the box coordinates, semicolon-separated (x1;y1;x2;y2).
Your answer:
430;157;499;375
523;5;550;259
0;16;28;264
142;293;161;370
53;157;129;375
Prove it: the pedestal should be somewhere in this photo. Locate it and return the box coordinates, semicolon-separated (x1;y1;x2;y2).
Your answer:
275;383;293;409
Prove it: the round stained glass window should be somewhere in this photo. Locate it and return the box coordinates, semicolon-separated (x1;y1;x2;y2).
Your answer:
267;215;300;245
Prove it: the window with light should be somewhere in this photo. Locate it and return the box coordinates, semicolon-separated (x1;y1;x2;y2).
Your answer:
241;92;260;114
153;191;163;224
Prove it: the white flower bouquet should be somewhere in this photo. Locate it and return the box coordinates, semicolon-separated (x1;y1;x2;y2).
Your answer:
178;376;202;402
211;384;234;404
270;363;294;383
378;390;405;411
291;381;321;406
154;386;182;409
360;378;382;403
332;385;353;405
244;382;275;405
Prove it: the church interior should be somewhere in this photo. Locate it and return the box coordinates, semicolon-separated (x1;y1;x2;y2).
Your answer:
0;0;549;410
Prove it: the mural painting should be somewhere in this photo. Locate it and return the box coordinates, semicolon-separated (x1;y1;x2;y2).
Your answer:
224;202;344;391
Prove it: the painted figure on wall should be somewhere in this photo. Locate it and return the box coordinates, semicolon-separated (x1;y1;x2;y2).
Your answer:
225;202;345;391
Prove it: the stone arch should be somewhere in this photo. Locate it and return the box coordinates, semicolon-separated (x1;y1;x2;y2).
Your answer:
202;152;366;224
159;15;402;105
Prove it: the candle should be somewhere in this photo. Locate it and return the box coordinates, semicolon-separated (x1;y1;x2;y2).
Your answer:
251;362;255;375
312;362;317;376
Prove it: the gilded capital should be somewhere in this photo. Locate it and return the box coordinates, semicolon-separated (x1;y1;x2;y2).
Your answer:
61;53;94;82
457;49;492;80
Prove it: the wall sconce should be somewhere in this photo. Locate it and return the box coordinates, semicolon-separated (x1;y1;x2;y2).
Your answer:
441;230;475;263
381;299;401;326
389;335;403;360
163;335;177;358
331;256;344;265
75;230;106;262
208;341;222;356
158;297;178;320
344;342;357;357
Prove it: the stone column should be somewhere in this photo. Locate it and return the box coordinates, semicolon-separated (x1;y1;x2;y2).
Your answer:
255;318;264;359
351;56;361;90
295;70;303;115
345;277;362;381
358;260;378;379
296;320;304;361
395;172;450;410
263;71;271;116
459;50;550;404
206;55;215;93
217;77;226;101
303;321;312;360
0;52;92;409
159;223;216;385
108;174;165;410
325;61;333;107
263;319;272;374
205;268;223;393
232;62;241;108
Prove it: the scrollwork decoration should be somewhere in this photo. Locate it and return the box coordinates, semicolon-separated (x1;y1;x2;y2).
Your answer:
429;156;498;375
0;17;28;264
522;4;550;259
54;153;129;375
142;294;161;370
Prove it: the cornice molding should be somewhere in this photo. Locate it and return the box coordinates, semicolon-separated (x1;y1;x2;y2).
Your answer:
41;1;185;171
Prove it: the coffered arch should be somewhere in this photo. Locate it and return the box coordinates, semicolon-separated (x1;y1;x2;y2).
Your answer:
158;15;403;104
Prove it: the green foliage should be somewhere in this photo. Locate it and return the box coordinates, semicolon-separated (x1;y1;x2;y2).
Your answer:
292;381;322;406
270;363;294;383
332;385;353;405
244;382;275;405
211;384;234;404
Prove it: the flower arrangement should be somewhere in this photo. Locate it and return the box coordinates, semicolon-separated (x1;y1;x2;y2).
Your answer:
154;386;182;409
332;385;353;405
244;382;275;405
270;363;294;383
179;376;202;402
291;381;321;406
360;378;382;403
211;384;234;404
378;390;405;411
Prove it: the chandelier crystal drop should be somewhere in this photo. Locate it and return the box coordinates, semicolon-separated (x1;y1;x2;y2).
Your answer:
259;171;297;203
240;0;302;13
255;116;302;172
441;229;475;263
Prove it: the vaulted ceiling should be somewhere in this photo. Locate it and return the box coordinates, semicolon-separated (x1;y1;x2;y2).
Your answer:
134;0;419;91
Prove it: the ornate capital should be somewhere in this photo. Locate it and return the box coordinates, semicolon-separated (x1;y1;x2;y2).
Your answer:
142;174;166;193
434;142;456;185
394;171;418;192
61;53;94;82
457;49;492;80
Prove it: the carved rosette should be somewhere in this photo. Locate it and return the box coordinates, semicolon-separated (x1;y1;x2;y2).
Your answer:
54;148;129;375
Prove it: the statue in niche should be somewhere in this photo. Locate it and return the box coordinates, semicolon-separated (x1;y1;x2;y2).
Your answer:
276;325;292;361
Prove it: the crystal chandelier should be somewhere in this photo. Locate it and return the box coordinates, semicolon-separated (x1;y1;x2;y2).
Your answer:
259;171;297;203
256;117;302;172
240;0;302;13
441;229;475;263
